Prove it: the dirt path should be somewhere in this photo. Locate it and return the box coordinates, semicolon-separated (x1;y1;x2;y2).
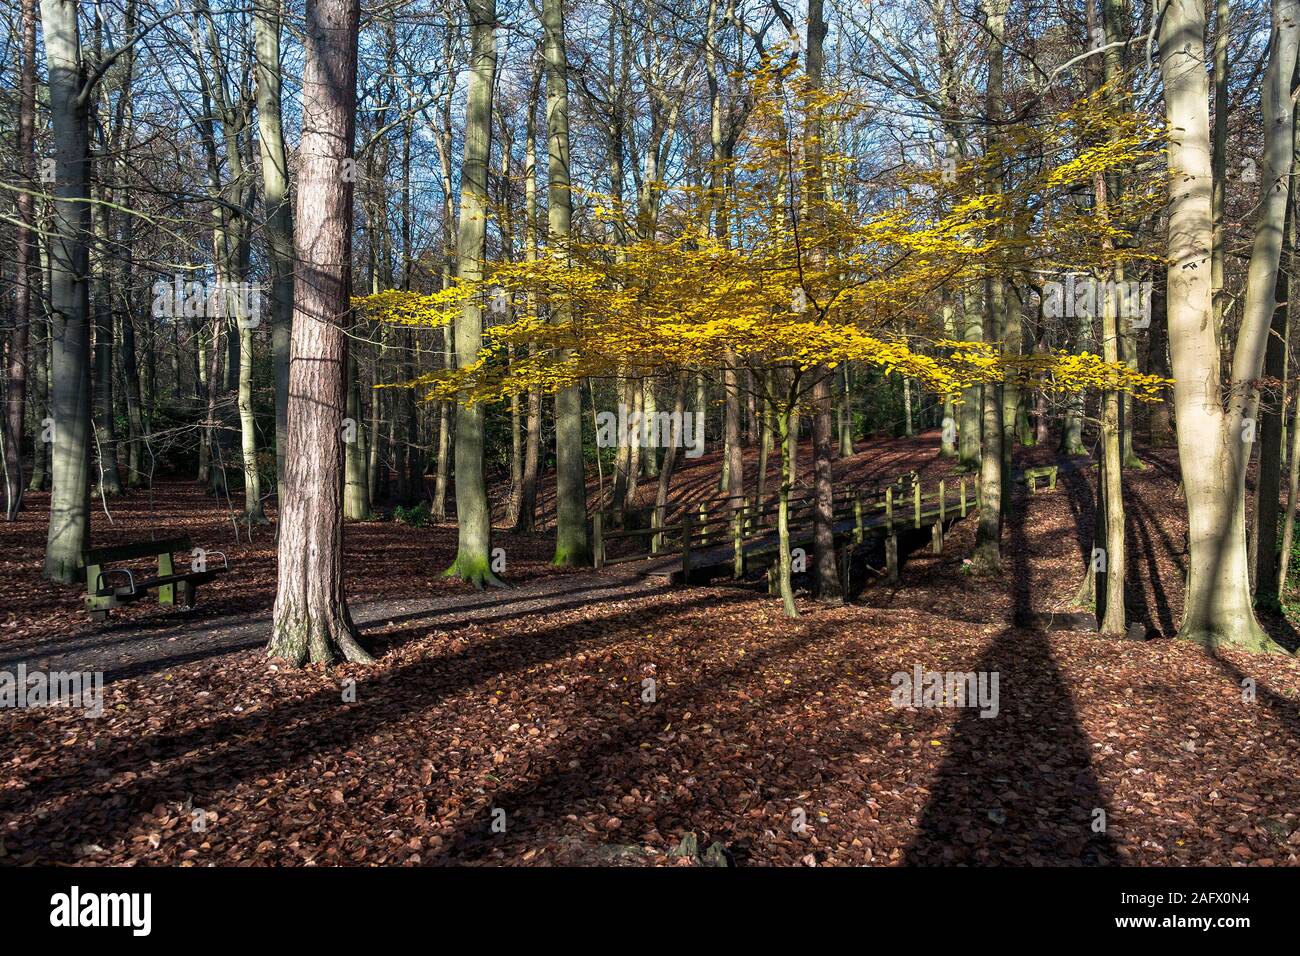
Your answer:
0;569;664;684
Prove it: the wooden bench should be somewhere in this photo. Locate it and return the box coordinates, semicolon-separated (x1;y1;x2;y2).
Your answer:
83;535;229;622
1017;465;1058;493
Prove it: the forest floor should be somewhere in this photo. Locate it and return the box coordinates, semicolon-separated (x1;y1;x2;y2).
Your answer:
3;431;1300;865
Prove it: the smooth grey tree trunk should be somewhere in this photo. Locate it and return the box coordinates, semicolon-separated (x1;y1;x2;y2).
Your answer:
446;0;502;586
544;0;589;565
254;0;294;499
39;0;93;583
1158;0;1296;652
971;0;1009;574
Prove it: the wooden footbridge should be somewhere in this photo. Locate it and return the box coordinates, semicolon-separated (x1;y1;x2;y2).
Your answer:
592;471;983;590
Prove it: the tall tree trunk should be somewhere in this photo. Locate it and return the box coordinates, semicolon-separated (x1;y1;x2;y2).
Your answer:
544;0;589;564
775;397;799;618
254;0;294;499
804;0;839;603
431;53;459;522
269;0;372;665
1278;366;1300;596
446;0;501;585
27;255;49;494
515;73;542;533
40;0;93;583
5;0;37;519
91;188;122;495
1093;0;1127;635
1157;0;1296;652
1253;189;1293;608
117;215;146;488
972;0;1009;574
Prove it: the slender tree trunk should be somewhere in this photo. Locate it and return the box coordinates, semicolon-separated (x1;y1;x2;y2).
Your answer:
117;222;146;488
839;364;855;456
27;262;49;494
1147;276;1174;444
1059;302;1090;455
367;327;384;503
1094;0;1127;634
1253;194;1292;608
1278;374;1300;595
254;0;294;499
344;347;372;520
446;0;501;585
515;76;542;533
643;380;659;479
972;0;1009;574
958;292;983;469
91;188;122;495
269;0;372;665
776;402;798;617
544;0;589;564
1098;277;1127;634
654;373;689;518
431;53;459;522
5;0;37;519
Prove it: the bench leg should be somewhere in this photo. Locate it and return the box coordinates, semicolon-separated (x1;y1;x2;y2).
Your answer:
158;551;177;605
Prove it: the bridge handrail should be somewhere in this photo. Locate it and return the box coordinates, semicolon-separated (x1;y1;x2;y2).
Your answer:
592;470;980;569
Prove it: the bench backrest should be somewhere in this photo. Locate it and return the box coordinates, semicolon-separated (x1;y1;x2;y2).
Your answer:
84;535;193;566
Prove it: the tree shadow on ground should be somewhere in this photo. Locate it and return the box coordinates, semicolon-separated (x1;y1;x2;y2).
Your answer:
903;485;1116;865
2;588;751;862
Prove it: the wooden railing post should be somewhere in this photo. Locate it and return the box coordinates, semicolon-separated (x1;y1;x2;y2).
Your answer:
698;503;709;546
885;486;894;534
960;477;968;517
732;508;745;579
681;511;694;580
913;478;922;529
854;495;864;544
938;479;946;523
593;513;605;569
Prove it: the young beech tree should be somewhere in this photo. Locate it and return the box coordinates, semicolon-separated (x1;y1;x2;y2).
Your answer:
268;0;373;665
360;66;1169;618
